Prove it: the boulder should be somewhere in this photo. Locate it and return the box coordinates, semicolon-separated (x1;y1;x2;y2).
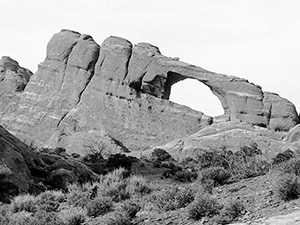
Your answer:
45;168;78;190
263;92;299;131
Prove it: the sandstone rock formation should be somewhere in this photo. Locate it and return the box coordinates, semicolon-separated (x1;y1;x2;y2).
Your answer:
0;56;32;117
0;125;32;192
0;56;32;93
135;121;299;161
0;123;97;198
0;29;298;157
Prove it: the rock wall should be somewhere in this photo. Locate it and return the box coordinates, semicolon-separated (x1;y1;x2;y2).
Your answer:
0;29;298;155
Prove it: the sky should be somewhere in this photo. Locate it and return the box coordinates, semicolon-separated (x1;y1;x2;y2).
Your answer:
1;0;300;116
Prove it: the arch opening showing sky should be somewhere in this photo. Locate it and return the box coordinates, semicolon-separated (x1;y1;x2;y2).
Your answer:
169;79;224;117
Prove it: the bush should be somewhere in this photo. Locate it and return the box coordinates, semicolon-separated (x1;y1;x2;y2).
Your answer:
66;184;91;208
275;173;300;201
199;167;231;186
194;146;269;181
272;149;295;165
106;154;133;171
120;200;141;218
125;176;152;196
89;211;131;225
58;206;86;225
151;148;173;162
104;181;130;202
10;194;37;213
86;197;113;217
8;210;64;225
35;190;65;212
187;194;221;220
281;159;300;176
174;170;197;182
212;200;244;224
150;186;195;211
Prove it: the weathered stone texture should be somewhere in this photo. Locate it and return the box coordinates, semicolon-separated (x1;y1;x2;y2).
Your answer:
0;29;298;156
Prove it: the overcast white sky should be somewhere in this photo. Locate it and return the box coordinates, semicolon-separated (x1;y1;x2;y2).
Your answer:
1;0;300;116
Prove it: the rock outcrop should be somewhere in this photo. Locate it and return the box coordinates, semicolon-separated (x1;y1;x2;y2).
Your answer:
0;29;298;157
0;125;32;192
135;121;298;161
0;56;32;117
0;124;97;199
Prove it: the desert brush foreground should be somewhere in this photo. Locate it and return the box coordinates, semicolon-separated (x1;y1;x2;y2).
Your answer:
1;29;300;224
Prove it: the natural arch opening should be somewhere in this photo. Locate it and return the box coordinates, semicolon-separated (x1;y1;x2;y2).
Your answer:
168;78;224;117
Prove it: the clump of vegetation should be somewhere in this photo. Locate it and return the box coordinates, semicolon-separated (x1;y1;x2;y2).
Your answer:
10;194;37;213
89;211;132;225
212;200;245;224
58;206;86;225
86;197;113;217
271;158;300;201
187;193;221;220
198;166;231;187
119;200;141;218
274;172;300;201
161;165;197;183
149;186;195;211
191;143;270;182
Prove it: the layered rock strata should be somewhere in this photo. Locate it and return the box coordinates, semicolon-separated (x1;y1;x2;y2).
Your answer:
0;29;298;155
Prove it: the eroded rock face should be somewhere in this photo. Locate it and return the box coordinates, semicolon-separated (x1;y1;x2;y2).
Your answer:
0;56;33;116
0;56;32;92
136;122;297;161
0;29;298;156
0;123;97;200
0;125;32;192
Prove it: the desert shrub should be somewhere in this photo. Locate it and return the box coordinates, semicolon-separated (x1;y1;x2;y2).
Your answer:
125;175;152;196
187;194;221;220
99;168;132;202
120;200;141;218
150;186;195;211
86;197;113;217
106;154;133;171
199;167;231;186
151;148;173;162
10;194;37;213
162;167;197;183
89;211;131;225
212;200;244;224
274;173;300;201
35;190;65;212
174;169;198;182
58;206;86;225
230;155;270;179
8;210;64;225
0;204;10;225
281;158;300;175
194;145;269;181
102;168;130;185
272;149;295;165
104;180;130;202
66;183;91;208
83;140;107;159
